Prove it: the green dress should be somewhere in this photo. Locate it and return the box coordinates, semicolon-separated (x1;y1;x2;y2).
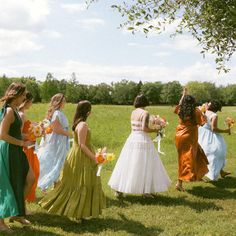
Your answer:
0;104;29;218
40;129;105;219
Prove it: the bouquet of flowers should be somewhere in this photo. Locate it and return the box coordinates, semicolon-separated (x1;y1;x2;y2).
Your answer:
95;148;115;176
149;115;168;138
225;117;235;128
27;119;53;142
149;115;168;155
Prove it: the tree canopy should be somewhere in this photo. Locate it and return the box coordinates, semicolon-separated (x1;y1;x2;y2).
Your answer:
88;0;236;72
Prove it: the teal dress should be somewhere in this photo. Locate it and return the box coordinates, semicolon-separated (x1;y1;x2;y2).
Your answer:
0;104;29;218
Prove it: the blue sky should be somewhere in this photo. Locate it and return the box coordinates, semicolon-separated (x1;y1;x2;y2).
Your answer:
0;0;235;86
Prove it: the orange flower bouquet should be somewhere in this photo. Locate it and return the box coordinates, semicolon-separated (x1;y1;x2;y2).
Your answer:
26;119;53;148
225;117;235;129
96;148;115;176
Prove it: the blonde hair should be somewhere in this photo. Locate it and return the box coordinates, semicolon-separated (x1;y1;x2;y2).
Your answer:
46;93;65;120
0;82;26;105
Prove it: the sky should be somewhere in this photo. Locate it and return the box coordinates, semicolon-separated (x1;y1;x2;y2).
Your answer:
0;0;235;86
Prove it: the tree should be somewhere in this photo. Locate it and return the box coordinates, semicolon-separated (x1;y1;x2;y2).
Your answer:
161;81;182;105
40;73;60;102
112;80;140;105
88;0;236;72
141;82;163;104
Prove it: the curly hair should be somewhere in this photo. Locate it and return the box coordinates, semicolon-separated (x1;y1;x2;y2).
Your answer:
179;95;196;122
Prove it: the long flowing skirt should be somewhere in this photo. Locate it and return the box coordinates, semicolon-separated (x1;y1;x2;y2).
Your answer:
0;141;19;218
198;124;226;180
108;131;171;194
37;133;69;190
40;143;105;219
24;147;40;202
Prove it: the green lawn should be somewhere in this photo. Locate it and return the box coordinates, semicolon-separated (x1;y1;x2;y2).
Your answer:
4;104;236;236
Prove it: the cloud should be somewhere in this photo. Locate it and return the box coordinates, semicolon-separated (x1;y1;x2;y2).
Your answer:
128;42;156;48
60;3;87;13
42;30;61;39
0;0;50;30
1;60;236;86
160;35;200;53
153;51;171;57
77;18;105;30
0;29;42;57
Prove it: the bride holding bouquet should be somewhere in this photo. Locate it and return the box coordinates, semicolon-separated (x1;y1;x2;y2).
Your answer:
108;94;171;197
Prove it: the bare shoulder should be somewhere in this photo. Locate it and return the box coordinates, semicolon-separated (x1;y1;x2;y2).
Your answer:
75;121;88;132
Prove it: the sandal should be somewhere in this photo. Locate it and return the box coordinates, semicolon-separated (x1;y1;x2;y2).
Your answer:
175;184;185;192
220;170;231;178
114;191;123;198
9;217;31;225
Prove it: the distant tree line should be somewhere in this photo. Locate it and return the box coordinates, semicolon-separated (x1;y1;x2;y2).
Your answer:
1;73;236;105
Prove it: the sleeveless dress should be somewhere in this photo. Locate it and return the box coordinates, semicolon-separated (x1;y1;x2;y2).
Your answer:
108;110;171;194
175;106;208;181
0;104;29;218
22;119;40;202
37;110;70;190
40;129;105;219
198;110;226;180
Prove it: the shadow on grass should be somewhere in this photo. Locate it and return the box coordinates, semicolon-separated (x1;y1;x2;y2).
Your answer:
187;185;236;200
2;226;61;236
210;176;236;189
115;195;222;212
28;213;162;236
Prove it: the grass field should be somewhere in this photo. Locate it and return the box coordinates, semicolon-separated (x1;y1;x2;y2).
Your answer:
4;104;236;236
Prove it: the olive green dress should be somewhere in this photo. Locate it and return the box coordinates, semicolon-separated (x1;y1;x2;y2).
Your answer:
0;104;29;218
40;129;105;219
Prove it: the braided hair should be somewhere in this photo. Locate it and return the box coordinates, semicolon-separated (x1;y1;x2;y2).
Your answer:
179;95;196;122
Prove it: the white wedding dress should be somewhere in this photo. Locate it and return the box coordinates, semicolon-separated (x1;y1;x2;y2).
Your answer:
108;109;171;194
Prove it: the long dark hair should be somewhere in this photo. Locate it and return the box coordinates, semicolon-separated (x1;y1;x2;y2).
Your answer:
72;100;92;131
179;95;196;122
0;82;26;105
46;93;65;120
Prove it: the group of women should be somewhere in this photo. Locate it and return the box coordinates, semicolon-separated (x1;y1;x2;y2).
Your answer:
0;82;232;233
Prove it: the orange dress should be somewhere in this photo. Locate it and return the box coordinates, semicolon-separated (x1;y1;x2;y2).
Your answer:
22;120;40;202
175;106;208;181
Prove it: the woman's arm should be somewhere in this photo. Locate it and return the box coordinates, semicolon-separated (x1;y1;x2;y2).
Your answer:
211;116;230;134
52;117;70;137
142;113;159;133
76;122;97;163
178;87;187;105
0;108;26;146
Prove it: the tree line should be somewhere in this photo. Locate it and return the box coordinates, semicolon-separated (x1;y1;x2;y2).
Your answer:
1;73;236;105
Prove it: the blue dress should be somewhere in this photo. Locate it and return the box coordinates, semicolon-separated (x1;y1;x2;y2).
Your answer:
37;110;70;190
198;110;226;180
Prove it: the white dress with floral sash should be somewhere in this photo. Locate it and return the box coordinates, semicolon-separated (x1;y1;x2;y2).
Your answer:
108;111;171;194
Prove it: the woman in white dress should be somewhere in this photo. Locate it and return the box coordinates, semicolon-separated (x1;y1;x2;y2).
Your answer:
198;100;231;181
37;93;70;190
108;94;171;197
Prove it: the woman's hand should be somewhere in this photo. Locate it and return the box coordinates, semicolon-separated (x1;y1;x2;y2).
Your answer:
183;87;188;96
226;128;231;135
22;140;34;147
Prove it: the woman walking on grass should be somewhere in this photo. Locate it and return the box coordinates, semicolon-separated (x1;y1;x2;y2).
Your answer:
0;82;33;233
175;88;208;191
37;93;70;190
40;100;105;220
198;100;231;181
